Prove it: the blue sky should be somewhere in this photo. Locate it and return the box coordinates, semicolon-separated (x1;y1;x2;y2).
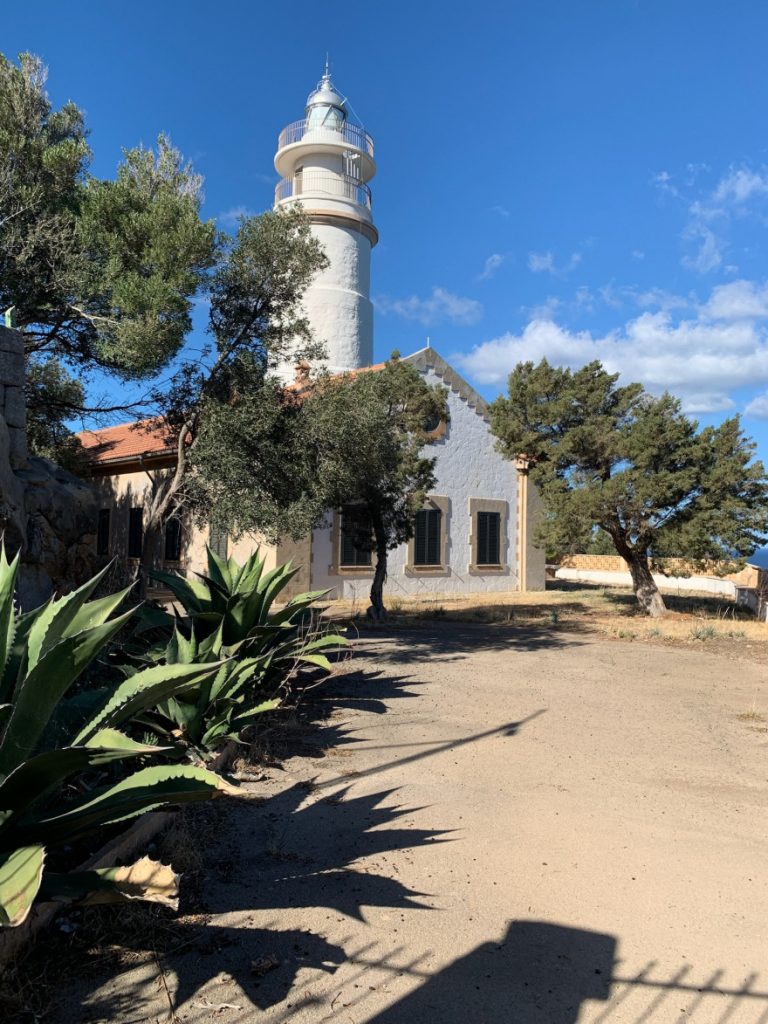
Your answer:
7;1;768;457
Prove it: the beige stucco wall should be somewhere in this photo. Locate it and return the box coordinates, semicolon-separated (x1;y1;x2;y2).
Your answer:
93;468;279;579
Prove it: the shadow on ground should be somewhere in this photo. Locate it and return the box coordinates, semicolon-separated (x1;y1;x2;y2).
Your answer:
305;919;768;1024
344;619;587;668
14;699;536;1023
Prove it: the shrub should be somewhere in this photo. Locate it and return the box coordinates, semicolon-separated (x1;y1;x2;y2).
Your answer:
121;548;348;758
0;547;238;928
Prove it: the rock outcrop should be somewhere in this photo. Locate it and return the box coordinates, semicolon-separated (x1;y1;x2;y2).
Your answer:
0;324;98;607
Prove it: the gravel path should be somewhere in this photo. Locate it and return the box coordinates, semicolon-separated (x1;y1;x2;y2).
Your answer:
54;623;768;1023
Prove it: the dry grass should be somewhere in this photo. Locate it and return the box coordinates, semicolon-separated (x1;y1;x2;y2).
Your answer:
323;581;768;653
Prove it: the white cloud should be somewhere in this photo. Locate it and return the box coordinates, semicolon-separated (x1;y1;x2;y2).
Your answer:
631;249;645;261
376;287;482;326
478;253;504;281
679;165;768;273
632;287;691;313
455;290;768;413
490;205;510;218
713;167;768;205
683;223;722;273
527;250;582;276
528;251;554;273
218;204;256;227
744;393;768;418
523;296;561;320
652;170;679;198
702;280;768;320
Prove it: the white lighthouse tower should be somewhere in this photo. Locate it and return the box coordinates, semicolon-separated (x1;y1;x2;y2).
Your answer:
274;65;378;375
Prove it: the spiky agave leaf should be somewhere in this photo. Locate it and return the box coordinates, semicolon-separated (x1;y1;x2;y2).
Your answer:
0;844;44;926
39;856;180;910
0;608;136;775
72;661;224;745
25;561;115;673
0;740;171;819
0;546;20;691
9;763;240;849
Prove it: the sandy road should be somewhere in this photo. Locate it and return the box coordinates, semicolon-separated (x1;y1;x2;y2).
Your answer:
57;623;768;1023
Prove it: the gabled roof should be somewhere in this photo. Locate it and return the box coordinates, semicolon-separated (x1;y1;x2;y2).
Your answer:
404;347;490;423
78;347;488;468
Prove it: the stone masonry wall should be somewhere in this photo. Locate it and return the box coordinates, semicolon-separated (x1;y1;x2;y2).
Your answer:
0;325;98;607
0;325;28;468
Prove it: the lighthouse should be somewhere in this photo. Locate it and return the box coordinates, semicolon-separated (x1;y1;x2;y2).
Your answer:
274;65;378;376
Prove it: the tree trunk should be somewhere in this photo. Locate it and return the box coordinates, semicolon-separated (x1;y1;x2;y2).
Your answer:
139;522;163;599
626;552;667;618
368;512;388;622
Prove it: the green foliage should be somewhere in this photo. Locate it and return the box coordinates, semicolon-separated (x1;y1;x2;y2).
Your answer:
25;355;87;469
0;52;216;405
136;207;329;565
304;356;448;549
185;367;319;542
301;356;450;617
121;547;347;757
0;546;238;927
490;359;768;613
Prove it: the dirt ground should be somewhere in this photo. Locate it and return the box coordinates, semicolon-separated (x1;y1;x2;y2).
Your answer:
17;618;768;1023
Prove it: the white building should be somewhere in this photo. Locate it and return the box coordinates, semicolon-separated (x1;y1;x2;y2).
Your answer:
81;67;545;599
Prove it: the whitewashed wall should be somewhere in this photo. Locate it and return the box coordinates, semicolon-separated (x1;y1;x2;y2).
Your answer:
311;361;520;599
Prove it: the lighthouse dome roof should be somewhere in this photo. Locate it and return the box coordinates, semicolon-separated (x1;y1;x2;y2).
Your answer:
306;69;347;117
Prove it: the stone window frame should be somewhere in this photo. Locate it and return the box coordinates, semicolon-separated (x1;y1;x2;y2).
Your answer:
405;495;450;576
468;497;509;575
329;505;375;577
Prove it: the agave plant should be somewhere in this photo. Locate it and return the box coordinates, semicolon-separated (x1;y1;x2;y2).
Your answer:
125;548;348;758
0;546;239;928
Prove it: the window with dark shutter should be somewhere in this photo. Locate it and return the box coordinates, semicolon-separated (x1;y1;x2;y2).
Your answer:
477;511;501;565
340;506;372;567
128;507;143;559
209;525;228;559
414;508;442;566
164;517;182;562
96;508;110;557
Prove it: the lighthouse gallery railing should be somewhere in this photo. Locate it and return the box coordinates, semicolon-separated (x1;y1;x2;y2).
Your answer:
277;118;375;158
275;173;372;209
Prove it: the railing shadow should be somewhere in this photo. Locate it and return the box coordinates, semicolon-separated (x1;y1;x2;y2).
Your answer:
346;920;768;1024
27;774;449;1022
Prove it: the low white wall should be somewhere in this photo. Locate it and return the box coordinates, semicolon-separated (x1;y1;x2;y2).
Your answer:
555;567;738;598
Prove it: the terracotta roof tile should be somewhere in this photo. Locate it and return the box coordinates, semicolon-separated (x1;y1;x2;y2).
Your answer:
78;418;172;465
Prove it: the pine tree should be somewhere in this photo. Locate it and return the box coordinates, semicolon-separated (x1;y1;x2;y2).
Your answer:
490;359;768;616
